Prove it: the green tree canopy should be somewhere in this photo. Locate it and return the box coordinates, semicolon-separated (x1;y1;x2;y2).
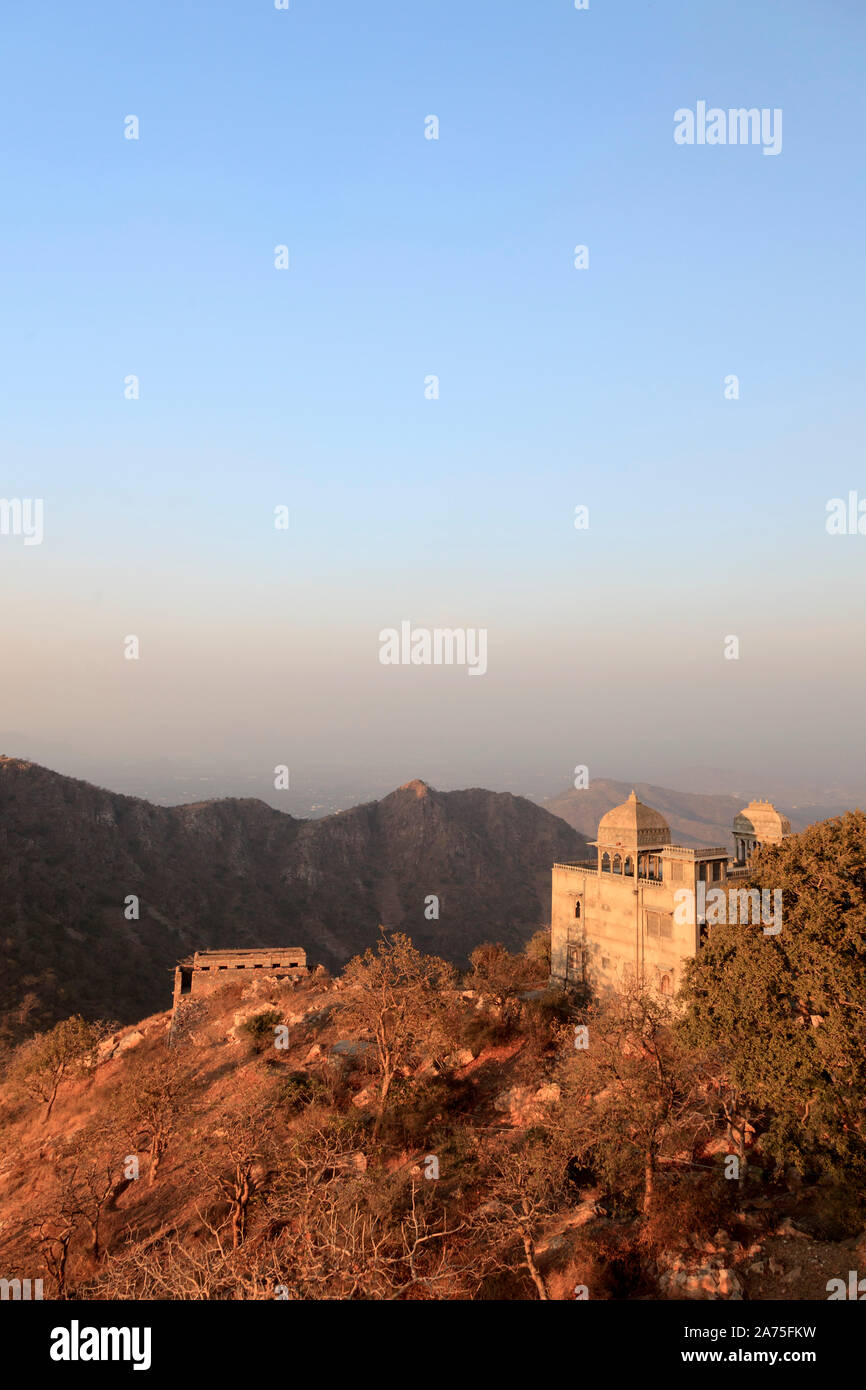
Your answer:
680;812;866;1180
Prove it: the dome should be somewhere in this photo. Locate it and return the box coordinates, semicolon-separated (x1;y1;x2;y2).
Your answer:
596;790;671;849
733;799;790;842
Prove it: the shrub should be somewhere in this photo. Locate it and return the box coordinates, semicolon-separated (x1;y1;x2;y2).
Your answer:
240;1009;283;1055
466;943;540;1001
794;1181;866;1241
377;1074;476;1149
568;1223;648;1299
277;1070;329;1115
522;990;574;1050
460;1014;514;1052
638;1172;733;1255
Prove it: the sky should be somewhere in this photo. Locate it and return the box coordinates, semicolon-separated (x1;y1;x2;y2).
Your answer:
2;0;865;811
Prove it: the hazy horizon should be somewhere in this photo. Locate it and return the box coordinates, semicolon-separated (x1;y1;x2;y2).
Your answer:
2;734;863;825
3;1;864;814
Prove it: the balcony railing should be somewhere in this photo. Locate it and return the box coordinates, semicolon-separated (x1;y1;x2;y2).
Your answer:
666;844;728;857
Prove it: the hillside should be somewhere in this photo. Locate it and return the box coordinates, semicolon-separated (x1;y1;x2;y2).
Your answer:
544;778;811;850
0;950;860;1302
0;758;587;1038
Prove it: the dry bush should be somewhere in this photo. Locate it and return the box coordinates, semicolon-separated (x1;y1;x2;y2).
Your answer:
637;1171;733;1256
376;1074;476;1150
465;943;541;1002
523;927;551;972
274;1069;330;1116
567;1221;648;1299
115;1052;191;1184
794;1181;866;1241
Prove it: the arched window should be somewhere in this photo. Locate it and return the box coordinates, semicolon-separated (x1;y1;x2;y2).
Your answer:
613;854;622;875
574;901;581;919
601;852;611;873
624;856;633;876
660;974;671;995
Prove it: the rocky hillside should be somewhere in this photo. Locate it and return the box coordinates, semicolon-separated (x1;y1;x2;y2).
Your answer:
0;961;858;1303
0;758;586;1037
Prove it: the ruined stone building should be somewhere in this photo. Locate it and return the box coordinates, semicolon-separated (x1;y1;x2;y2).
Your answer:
172;947;308;1011
550;791;790;997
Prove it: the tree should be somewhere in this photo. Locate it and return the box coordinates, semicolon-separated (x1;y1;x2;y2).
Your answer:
10;1015;109;1121
192;1107;278;1250
338;932;457;1139
554;990;715;1217
680;813;866;1183
476;1137;562;1299
260;1111;471;1299
524;927;552;972
116;1053;189;1184
35;1212;75;1297
33;1131;127;1290
466;942;541;1004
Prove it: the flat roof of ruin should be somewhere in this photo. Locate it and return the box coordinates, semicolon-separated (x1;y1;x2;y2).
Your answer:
194;947;305;959
176;947;307;968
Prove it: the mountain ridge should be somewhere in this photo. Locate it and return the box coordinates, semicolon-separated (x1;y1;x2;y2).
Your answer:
0;757;586;1038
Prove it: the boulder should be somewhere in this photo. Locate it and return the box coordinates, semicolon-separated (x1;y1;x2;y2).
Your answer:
494;1083;561;1125
774;1217;808;1238
448;1048;474;1068
659;1265;743;1300
332;1039;370;1057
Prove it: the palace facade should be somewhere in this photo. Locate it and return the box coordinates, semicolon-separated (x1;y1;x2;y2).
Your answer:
550;792;790;996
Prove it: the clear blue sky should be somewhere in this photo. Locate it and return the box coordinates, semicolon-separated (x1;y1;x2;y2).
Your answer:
2;1;865;803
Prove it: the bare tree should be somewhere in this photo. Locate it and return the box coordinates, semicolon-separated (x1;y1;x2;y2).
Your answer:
191;1107;278;1250
475;1138;562;1299
554;989;715;1217
338;931;457;1139
116;1053;189;1184
35;1212;75;1297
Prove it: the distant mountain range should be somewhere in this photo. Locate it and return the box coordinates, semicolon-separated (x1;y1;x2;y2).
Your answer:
0;758;587;1038
543;778;819;850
